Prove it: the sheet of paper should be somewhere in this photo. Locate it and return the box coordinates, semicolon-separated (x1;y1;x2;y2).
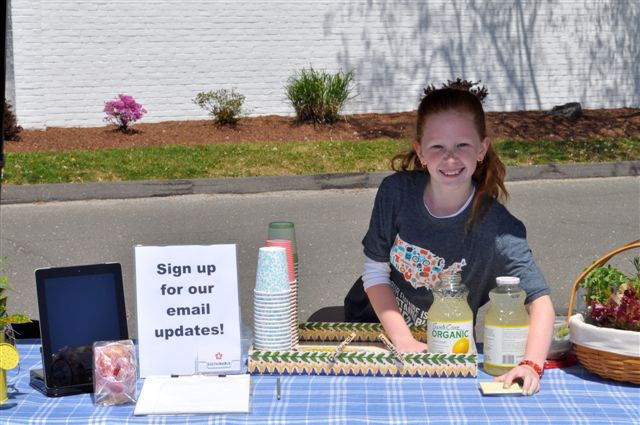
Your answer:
134;374;250;415
479;381;523;396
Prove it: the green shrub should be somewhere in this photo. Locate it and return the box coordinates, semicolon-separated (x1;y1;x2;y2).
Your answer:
193;89;245;125
4;101;22;141
285;67;354;123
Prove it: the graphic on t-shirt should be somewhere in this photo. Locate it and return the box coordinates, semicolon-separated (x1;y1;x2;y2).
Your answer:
390;234;466;290
390;283;428;326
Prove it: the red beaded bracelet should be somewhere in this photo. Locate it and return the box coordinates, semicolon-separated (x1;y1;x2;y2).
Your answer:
518;360;544;379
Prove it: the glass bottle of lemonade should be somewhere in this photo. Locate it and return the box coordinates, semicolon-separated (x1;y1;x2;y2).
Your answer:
427;271;474;354
483;276;529;376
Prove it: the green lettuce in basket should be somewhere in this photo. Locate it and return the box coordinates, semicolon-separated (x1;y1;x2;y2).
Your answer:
582;257;640;332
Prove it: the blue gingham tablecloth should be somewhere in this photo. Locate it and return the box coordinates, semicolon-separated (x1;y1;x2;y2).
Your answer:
2;341;639;424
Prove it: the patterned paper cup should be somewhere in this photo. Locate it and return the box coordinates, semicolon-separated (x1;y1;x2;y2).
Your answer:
253;343;291;351
254;321;291;334
254;289;290;296
254;299;290;306
254;310;290;318
254;328;290;337
254;334;291;342
253;306;291;317
255;314;290;323
254;314;290;321
254;297;291;305
254;313;290;321
254;340;291;348
254;324;290;333
253;301;291;310
254;295;291;303
254;305;290;313
255;247;290;293
254;290;291;299
257;308;294;317
254;333;291;343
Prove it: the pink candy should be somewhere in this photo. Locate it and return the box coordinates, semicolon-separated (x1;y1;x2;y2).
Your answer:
93;339;137;406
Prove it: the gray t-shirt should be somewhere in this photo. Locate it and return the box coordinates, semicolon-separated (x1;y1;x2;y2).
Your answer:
363;171;550;326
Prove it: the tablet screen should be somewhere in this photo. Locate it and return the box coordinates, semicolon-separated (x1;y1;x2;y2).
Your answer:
36;264;128;390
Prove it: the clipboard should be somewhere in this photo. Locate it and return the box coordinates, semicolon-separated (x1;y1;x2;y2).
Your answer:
134;374;251;415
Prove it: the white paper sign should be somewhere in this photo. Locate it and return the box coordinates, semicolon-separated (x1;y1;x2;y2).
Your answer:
135;245;242;377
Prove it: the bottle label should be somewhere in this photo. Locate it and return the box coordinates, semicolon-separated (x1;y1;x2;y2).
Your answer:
483;325;529;367
427;320;474;354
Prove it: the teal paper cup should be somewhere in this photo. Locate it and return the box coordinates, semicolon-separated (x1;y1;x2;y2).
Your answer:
255;247;290;293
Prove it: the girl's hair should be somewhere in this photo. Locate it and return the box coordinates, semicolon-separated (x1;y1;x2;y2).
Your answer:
392;88;508;230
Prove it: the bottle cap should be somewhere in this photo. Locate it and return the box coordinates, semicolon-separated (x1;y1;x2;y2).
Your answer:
496;276;520;285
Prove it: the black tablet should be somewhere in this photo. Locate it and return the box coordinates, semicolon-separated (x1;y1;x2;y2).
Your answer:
32;263;128;396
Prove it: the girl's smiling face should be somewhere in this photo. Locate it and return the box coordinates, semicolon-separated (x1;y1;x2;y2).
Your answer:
414;109;489;191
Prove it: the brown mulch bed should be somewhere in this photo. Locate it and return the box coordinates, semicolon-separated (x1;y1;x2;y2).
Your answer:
5;108;640;153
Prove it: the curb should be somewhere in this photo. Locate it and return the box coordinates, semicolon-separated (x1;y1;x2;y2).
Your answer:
1;161;639;205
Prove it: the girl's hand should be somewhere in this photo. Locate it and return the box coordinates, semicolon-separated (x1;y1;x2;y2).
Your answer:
393;336;428;353
494;364;540;396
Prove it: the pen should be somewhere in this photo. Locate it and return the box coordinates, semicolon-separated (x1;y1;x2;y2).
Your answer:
277;377;281;400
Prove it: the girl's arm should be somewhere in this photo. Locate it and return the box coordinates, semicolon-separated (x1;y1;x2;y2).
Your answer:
495;294;554;395
365;284;428;352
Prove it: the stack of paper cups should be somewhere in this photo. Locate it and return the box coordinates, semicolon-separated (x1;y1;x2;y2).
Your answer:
253;246;292;351
266;239;297;349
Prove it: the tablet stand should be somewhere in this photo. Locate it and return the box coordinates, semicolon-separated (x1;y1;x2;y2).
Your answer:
30;368;92;397
29;346;93;397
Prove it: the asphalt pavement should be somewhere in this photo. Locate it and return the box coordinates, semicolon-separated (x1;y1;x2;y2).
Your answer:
1;161;639;341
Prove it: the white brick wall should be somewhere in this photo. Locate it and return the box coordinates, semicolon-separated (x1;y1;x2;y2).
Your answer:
7;0;640;129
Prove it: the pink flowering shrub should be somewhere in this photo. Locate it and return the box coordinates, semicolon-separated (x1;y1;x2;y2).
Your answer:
103;94;147;132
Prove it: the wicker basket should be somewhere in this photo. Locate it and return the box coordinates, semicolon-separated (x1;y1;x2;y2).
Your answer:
566;240;640;384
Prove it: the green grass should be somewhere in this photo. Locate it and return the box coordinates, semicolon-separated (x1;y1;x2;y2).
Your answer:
3;137;639;185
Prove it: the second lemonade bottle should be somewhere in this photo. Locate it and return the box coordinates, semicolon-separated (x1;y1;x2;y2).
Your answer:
483;276;529;376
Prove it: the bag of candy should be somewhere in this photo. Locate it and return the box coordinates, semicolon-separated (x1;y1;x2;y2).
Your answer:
93;339;137;406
